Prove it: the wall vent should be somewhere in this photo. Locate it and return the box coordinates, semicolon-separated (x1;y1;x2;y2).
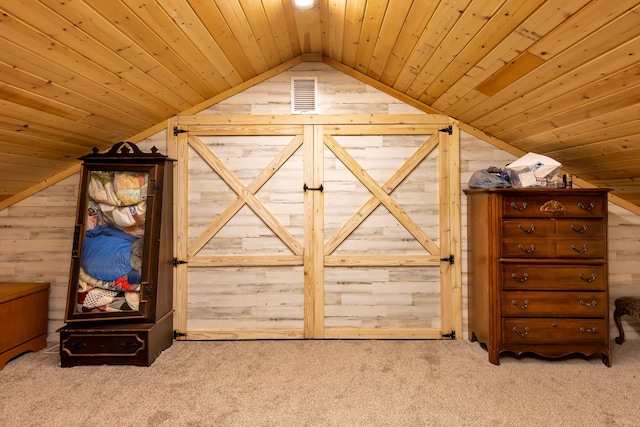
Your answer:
291;77;317;113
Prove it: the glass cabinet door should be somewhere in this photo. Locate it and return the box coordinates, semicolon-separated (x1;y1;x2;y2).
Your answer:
66;164;156;322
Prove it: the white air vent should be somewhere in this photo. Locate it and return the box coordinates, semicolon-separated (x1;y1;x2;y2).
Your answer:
291;77;317;113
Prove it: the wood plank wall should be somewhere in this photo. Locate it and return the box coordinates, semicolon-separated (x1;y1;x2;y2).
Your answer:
0;62;638;342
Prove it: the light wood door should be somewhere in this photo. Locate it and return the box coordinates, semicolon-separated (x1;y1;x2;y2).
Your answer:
169;115;461;340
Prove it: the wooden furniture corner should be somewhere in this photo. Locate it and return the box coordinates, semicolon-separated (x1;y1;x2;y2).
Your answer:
0;282;50;370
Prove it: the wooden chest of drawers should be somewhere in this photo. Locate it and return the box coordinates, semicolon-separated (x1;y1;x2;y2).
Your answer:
0;282;50;370
464;188;611;366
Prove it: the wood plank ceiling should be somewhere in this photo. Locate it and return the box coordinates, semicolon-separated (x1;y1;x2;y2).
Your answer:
1;0;639;211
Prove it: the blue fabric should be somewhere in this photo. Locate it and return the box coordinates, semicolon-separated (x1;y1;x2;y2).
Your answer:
82;224;136;281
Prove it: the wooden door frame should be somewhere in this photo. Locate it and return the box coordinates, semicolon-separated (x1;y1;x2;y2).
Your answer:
168;114;461;340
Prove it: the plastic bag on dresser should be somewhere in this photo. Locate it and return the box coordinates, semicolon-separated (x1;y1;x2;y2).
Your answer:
468;166;512;189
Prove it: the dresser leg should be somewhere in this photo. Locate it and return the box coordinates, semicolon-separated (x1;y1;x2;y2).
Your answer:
602;352;611;367
488;350;500;365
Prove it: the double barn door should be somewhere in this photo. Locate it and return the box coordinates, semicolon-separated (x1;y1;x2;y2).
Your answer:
168;114;461;340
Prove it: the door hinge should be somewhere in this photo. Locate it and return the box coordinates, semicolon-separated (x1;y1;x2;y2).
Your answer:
173;258;187;267
173;331;187;339
173;126;187;136
440;254;454;264
439;125;453;135
442;330;456;340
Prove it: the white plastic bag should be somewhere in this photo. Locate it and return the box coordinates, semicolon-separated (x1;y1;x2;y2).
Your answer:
506;152;561;187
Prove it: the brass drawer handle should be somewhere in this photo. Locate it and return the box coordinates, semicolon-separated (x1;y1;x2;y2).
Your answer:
518;244;536;253
518;224;536;233
510;201;527;211
578;202;596;212
571;244;589;253
579;327;598;333
511;272;529;282
511;299;529;309
571;224;588;233
579;299;598;307
512;326;530;337
579;273;597;283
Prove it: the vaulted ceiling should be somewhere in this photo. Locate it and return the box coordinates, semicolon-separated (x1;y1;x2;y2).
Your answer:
1;0;639;212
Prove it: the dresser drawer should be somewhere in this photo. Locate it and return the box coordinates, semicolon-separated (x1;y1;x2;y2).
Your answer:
502;264;606;290
503;318;607;344
556;239;605;258
60;333;146;357
502;219;604;241
502;195;606;218
502;238;605;258
555;219;604;237
503;291;607;317
502;238;555;257
502;219;553;236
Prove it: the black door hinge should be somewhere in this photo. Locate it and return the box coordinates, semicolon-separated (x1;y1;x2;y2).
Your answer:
173;258;187;267
173;126;187;136
442;330;456;340
440;254;454;264
173;331;186;339
439;125;453;135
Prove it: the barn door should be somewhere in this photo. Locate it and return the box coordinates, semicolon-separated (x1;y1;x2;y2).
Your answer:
169;115;461;340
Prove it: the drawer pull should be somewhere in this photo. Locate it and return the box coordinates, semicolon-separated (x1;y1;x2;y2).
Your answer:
511;272;529;282
510;201;527;211
512;326;530;337
518;244;536;253
518;224;536;233
579;299;598;307
579;327;598;334
579;273;597;283
578;202;596;212
120;341;139;348
571;224;588;233
69;342;87;349
571;244;589;253
511;299;529;309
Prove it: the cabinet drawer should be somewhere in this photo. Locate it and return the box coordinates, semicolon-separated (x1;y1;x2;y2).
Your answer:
502;219;553;237
503;318;607;344
502;238;555;257
60;333;145;357
556;239;605;258
502;291;607;317
502;238;605;258
503;195;606;218
555;219;604;237
501;264;606;290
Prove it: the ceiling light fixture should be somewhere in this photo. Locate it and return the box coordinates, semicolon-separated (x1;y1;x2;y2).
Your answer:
294;0;314;10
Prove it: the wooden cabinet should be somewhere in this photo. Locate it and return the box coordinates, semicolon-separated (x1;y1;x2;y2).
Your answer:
464;188;611;366
58;142;174;367
0;282;49;370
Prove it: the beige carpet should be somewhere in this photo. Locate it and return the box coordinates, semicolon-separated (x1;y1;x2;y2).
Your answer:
1;339;638;427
